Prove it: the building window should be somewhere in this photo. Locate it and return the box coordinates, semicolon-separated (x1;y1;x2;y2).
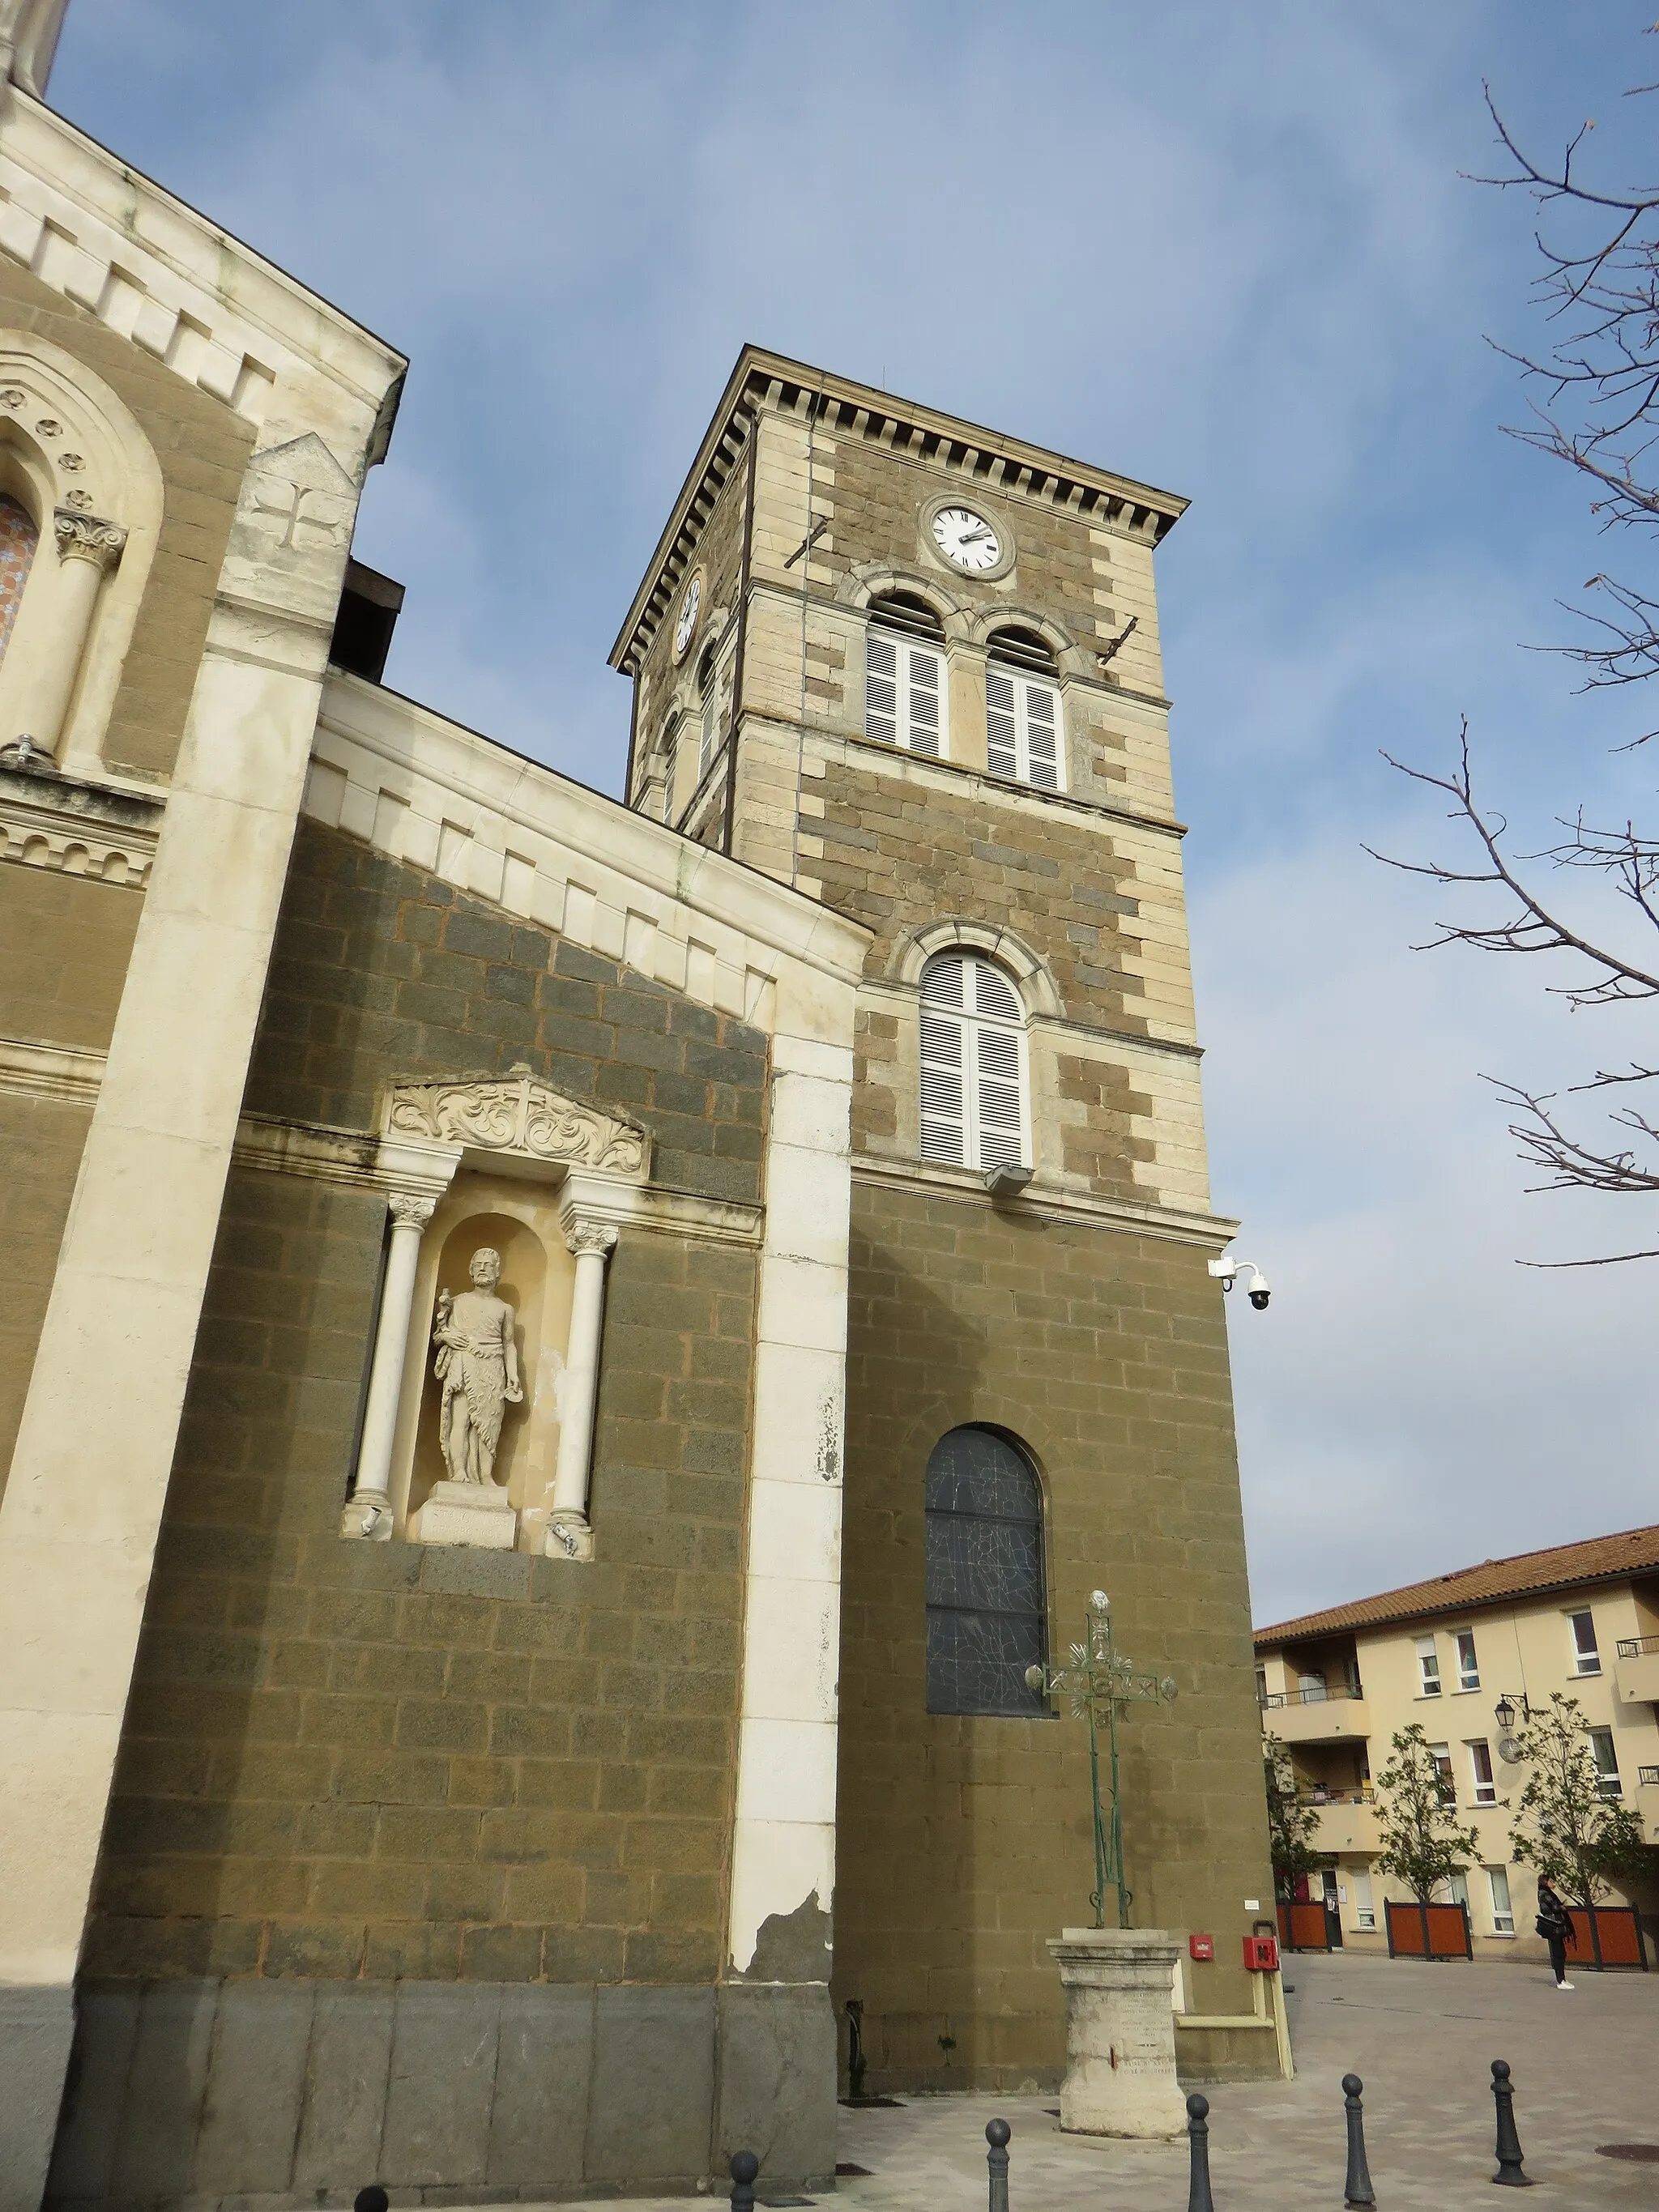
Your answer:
0;491;38;663
1428;1742;1454;1801
1448;1869;1469;1910
1351;1865;1375;1931
1569;1609;1601;1676
1487;1865;1515;1935
697;645;722;780
924;1426;1047;1716
658;713;681;822
866;593;946;757
986;628;1063;791
919;949;1027;1170
1454;1629;1480;1692
1589;1726;1622;1797
1467;1739;1497;1805
1415;1634;1442;1697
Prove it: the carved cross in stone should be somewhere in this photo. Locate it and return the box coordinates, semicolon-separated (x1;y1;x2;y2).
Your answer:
1026;1592;1178;1930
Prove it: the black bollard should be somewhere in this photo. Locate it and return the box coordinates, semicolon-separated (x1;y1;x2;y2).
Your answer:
1491;2061;1532;2189
1186;2092;1215;2212
1341;2075;1375;2210
730;2149;760;2212
985;2117;1010;2212
353;2193;388;2212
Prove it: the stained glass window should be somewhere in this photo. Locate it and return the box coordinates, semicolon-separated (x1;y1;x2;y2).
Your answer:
0;492;38;663
924;1426;1047;1715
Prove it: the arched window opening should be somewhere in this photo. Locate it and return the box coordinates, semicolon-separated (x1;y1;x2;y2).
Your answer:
866;592;946;757
925;1426;1047;1715
697;643;722;780
0;492;39;665
986;627;1062;791
659;712;681;822
919;948;1026;1170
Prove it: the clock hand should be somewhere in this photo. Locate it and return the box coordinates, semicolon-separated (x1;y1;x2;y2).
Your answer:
958;528;992;544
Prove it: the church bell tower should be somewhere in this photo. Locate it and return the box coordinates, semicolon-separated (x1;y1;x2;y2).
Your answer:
612;349;1277;2091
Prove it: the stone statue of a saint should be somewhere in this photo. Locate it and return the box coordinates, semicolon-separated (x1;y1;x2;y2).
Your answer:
433;1247;522;1485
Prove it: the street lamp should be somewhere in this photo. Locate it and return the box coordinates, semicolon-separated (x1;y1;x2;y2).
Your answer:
1493;1691;1533;1735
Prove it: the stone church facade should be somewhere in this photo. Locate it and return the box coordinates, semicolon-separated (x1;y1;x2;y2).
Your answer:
0;19;1274;2212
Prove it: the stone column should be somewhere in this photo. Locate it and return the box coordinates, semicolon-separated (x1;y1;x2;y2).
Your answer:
1047;1928;1187;2138
340;1190;437;1540
545;1217;616;1561
29;511;125;759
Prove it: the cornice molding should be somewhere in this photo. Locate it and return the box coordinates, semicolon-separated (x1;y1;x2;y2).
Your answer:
612;344;1188;676
851;1150;1237;1251
0;1031;103;1106
0;761;161;886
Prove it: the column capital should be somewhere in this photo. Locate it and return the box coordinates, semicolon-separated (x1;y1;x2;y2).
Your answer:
388;1189;438;1231
565;1217;619;1261
53;508;126;571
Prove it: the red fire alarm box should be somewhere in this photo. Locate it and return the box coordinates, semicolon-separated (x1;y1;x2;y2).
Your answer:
1188;1933;1214;1962
1243;1933;1279;1972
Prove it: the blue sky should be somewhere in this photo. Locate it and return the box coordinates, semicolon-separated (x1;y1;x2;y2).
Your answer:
54;3;1659;1622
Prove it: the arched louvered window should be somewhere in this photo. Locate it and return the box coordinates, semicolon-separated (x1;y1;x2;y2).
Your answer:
0;492;38;664
697;643;722;779
866;592;947;758
987;627;1063;791
659;713;681;822
919;949;1026;1170
925;1426;1047;1715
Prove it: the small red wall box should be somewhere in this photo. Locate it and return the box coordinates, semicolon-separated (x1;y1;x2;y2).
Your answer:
1243;1934;1279;1971
1188;1933;1214;1962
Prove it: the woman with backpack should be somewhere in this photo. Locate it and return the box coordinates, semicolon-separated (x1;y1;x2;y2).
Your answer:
1536;1877;1576;1989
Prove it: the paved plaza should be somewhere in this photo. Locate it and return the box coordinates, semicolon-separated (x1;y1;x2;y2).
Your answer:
830;1950;1659;2212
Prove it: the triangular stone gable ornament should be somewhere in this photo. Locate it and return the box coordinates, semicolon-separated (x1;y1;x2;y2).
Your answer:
384;1063;650;1182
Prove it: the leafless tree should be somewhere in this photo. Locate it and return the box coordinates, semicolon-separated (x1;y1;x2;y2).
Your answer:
1373;56;1659;1261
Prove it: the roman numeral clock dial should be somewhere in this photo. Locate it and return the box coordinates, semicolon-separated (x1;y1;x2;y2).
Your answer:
932;505;1002;573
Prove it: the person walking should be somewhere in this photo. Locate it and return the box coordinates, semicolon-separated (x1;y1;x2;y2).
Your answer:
1536;1877;1576;1989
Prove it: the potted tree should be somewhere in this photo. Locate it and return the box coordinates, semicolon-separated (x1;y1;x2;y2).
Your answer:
1373;1724;1482;1959
1509;1694;1649;1970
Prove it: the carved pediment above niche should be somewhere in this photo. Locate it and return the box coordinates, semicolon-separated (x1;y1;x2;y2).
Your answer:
384;1064;650;1183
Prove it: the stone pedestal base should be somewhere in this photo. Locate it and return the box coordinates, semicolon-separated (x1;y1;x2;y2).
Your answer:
1047;1928;1186;2138
409;1480;518;1549
544;1509;595;1562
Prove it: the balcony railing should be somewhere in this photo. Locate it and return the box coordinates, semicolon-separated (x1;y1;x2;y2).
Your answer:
1294;1784;1374;1806
1616;1634;1659;1658
1261;1682;1364;1709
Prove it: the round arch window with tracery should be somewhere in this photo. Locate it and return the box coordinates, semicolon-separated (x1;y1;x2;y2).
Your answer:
924;1425;1047;1715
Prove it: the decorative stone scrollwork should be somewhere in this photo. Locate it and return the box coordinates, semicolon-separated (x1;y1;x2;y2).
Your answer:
386;1064;650;1181
388;1190;437;1231
53;509;126;571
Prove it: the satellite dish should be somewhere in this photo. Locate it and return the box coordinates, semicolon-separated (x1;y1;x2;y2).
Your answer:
1498;1734;1524;1765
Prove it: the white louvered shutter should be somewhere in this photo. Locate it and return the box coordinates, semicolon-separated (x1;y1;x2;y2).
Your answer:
699;684;719;778
986;669;1019;779
1023;680;1060;789
866;629;899;745
919;952;1026;1170
906;644;942;756
919;954;967;1163
972;962;1025;1166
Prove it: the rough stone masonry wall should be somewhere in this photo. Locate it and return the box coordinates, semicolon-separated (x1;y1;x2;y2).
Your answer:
831;1182;1276;2094
48;819;829;2204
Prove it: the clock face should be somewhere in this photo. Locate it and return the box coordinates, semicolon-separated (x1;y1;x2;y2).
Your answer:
932;506;1003;573
674;573;702;659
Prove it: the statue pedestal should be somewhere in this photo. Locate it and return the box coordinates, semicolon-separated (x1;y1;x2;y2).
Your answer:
1047;1929;1185;2138
409;1480;518;1549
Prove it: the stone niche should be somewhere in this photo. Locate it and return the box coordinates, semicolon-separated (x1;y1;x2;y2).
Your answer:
340;1068;646;1561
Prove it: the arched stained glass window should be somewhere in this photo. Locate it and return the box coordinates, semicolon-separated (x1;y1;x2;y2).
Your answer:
924;1426;1047;1715
0;493;38;663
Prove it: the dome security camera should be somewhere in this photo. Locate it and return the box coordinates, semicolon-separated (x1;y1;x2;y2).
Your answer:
1208;1253;1272;1312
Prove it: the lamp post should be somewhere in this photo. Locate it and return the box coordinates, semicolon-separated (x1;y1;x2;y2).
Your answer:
1025;1591;1177;1930
1494;1692;1533;1735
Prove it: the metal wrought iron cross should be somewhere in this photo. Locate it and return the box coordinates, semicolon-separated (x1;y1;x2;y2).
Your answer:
1026;1591;1177;1930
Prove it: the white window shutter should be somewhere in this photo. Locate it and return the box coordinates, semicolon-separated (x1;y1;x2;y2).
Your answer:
975;1025;1023;1165
866;629;898;745
1023;679;1060;789
699;685;719;778
919;974;967;1163
986;669;1019;779
907;645;942;757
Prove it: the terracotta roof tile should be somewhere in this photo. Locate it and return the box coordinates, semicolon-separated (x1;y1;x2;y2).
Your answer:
1255;1523;1659;1648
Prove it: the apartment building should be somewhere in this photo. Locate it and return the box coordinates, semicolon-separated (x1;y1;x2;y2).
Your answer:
1254;1527;1659;1962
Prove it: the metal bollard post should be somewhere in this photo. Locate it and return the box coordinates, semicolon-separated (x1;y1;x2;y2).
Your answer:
730;2149;760;2212
985;2117;1010;2212
1186;2092;1215;2212
1490;2061;1533;2189
353;2193;389;2212
1341;2076;1375;2209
